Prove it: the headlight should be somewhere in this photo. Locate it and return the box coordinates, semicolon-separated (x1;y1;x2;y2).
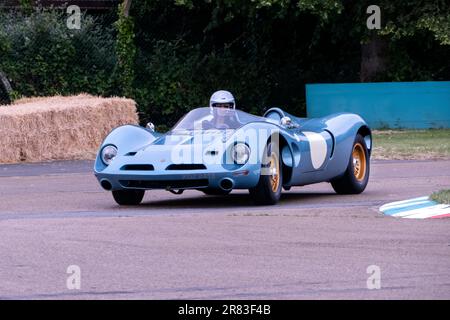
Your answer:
101;145;117;165
231;143;250;165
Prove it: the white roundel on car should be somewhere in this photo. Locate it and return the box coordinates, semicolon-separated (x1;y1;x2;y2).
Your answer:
303;131;327;169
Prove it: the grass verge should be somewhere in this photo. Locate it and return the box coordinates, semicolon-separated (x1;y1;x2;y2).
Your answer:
372;129;450;160
430;189;450;205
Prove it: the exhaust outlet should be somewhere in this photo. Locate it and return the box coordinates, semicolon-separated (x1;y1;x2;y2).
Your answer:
219;178;234;191
100;179;113;191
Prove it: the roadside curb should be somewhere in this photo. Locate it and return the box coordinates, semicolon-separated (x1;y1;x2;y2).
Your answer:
380;196;450;219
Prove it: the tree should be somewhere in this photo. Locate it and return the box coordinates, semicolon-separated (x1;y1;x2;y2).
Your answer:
173;0;450;82
0;70;13;105
357;0;450;81
115;0;136;97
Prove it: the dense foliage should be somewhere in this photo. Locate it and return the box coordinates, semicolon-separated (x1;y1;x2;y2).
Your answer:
115;1;136;97
0;10;116;100
0;0;449;126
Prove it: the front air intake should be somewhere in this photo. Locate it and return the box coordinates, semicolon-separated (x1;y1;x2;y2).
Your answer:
166;164;206;170
100;179;112;191
121;164;154;171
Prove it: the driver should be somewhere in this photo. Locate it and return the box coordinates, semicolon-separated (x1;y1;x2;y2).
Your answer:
202;90;241;129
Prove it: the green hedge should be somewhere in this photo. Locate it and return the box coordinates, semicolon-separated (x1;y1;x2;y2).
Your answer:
0;9;116;100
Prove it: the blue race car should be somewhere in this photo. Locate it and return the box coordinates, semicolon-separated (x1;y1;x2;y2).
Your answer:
94;106;371;205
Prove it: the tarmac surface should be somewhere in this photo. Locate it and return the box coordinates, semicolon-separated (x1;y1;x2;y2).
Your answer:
0;159;449;299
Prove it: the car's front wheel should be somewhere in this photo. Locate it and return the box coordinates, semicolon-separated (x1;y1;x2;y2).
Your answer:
249;141;283;205
112;190;145;205
331;134;370;194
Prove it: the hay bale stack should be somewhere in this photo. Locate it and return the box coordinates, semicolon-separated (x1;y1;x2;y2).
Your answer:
0;94;139;163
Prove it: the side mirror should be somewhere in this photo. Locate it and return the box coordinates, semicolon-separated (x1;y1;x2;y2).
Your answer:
280;116;292;126
146;122;155;132
280;116;298;129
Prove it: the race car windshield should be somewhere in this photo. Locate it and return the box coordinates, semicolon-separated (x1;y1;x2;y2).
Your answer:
171;107;262;131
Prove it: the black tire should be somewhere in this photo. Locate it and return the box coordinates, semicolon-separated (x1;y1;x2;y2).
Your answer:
112;189;145;205
201;188;231;196
249;141;283;205
331;134;370;194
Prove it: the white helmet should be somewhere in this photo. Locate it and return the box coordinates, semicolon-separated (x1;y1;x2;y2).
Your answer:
209;90;236;109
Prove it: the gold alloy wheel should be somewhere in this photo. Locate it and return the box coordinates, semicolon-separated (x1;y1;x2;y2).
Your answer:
269;152;280;192
352;143;366;181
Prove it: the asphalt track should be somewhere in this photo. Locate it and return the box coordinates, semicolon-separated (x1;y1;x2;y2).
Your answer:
0;160;449;299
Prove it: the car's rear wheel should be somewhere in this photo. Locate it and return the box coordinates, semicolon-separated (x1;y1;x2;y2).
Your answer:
112;189;145;205
331;134;370;194
201;188;231;196
249;141;282;205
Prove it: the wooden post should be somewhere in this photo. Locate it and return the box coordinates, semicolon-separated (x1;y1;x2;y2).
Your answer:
123;0;132;17
0;71;12;105
360;35;388;82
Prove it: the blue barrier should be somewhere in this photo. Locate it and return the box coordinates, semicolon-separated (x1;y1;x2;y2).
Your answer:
306;81;450;129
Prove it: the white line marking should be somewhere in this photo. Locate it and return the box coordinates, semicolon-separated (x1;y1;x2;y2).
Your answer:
379;200;431;212
379;196;429;211
392;204;450;218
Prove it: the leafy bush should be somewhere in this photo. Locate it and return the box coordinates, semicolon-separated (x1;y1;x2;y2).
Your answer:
0;9;116;98
134;39;274;126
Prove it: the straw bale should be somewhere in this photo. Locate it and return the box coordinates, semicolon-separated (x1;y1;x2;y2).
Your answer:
0;94;139;163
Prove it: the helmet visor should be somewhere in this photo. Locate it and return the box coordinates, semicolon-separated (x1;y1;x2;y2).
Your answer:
212;102;234;109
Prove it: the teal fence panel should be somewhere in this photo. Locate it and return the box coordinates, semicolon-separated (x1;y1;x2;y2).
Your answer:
306;81;450;129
